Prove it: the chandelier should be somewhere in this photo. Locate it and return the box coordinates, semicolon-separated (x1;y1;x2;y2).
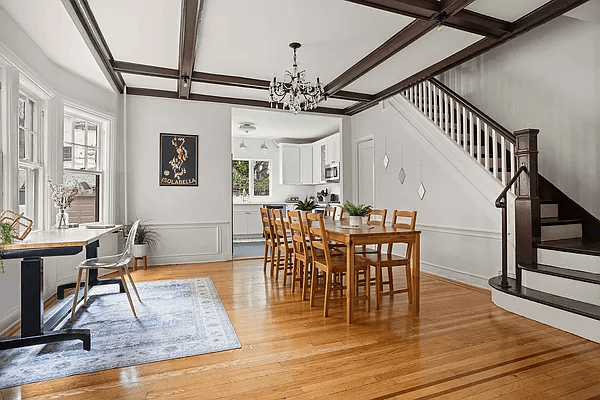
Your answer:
269;42;326;114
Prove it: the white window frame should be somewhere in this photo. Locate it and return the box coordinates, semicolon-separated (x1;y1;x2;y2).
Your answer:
233;158;272;198
63;102;114;224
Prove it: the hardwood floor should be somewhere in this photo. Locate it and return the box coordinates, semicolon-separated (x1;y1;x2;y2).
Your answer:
3;259;600;399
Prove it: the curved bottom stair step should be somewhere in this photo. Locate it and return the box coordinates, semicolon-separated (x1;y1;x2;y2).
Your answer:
489;276;600;321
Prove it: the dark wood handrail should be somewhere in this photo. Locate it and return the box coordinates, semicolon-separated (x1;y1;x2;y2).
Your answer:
495;165;527;288
429;77;516;144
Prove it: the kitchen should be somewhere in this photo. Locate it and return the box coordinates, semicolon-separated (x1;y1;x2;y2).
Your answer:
231;108;343;256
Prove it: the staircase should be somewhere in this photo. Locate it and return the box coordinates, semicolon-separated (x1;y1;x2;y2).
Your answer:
398;78;600;343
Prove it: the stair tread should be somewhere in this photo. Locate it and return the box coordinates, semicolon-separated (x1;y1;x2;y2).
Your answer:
489;276;600;321
540;217;583;226
519;262;600;284
537;238;600;257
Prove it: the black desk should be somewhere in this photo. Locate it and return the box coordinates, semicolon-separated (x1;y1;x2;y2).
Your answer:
0;226;120;351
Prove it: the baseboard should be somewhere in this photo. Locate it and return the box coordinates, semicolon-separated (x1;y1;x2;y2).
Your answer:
149;253;233;266
0;306;20;336
420;260;490;289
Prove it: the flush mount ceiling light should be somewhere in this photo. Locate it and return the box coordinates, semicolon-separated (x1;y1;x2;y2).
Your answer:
238;123;256;134
269;42;326;114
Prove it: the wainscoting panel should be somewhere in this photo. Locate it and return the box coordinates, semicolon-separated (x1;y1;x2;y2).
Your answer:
148;222;231;265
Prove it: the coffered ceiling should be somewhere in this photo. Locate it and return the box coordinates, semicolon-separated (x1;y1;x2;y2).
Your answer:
0;0;594;115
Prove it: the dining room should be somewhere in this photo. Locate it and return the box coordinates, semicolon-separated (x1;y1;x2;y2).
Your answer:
2;0;600;398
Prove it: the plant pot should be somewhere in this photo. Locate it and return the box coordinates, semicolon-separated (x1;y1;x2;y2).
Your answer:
349;216;362;227
132;243;148;257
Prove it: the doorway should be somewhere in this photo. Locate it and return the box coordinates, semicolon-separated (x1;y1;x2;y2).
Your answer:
356;137;374;206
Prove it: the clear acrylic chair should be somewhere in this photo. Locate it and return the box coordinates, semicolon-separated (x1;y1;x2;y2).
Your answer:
71;220;142;321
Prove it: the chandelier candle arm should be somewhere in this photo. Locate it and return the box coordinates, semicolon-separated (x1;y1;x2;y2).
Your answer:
269;42;326;114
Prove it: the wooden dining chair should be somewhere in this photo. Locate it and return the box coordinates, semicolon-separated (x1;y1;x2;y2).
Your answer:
355;209;388;254
323;207;336;220
356;210;417;310
287;210;312;297
305;213;370;317
260;208;276;274
272;209;294;285
339;207;348;220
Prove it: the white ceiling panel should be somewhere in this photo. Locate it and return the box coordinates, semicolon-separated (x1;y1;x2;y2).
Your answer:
466;0;551;23
195;0;413;86
122;74;177;92
0;0;111;90
345;28;482;94
88;0;180;69
232;108;341;140
319;97;355;109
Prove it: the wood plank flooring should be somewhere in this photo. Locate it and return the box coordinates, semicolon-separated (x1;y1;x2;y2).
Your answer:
2;259;600;399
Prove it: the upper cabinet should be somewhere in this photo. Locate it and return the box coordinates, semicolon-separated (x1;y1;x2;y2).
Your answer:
279;132;340;185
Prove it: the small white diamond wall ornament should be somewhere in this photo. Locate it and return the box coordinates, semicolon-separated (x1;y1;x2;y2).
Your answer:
418;160;426;200
383;134;390;169
398;147;406;184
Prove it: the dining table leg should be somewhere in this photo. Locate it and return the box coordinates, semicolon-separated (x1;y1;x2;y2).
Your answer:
346;238;355;323
413;234;421;313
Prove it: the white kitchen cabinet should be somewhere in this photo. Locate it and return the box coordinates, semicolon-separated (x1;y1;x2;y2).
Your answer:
233;205;263;235
325;133;340;165
280;144;301;184
312;144;321;184
300;145;313;184
280;144;313;185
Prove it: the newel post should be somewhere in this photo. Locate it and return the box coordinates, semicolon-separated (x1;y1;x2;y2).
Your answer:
514;129;541;283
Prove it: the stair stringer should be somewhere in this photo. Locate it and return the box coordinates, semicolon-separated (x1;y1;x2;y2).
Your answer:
388;94;516;225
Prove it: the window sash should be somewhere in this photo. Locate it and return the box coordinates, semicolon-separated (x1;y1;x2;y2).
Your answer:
233;158;271;198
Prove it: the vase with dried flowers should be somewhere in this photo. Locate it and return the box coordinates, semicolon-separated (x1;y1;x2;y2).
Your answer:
49;183;80;228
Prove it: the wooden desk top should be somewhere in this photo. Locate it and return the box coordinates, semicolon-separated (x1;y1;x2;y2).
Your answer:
2;225;121;251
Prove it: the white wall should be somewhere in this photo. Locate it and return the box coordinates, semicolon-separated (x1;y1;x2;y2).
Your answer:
126;96;234;264
439;10;600;219
349;98;506;288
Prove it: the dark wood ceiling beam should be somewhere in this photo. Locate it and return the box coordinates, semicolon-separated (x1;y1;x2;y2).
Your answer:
126;87;346;115
113;60;373;102
325;0;476;96
344;0;592;115
178;0;204;98
344;0;511;38
61;0;124;93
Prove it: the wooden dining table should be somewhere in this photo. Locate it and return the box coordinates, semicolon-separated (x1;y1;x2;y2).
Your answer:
323;220;421;324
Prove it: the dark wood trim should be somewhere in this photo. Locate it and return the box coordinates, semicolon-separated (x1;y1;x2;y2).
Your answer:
325;0;475;97
345;0;511;38
345;0;592;115
61;0;124;93
126;87;346;115
178;0;204;98
113;60;373;102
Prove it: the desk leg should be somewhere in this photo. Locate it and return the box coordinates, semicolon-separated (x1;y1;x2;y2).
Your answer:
413;234;420;313
21;257;44;337
346;239;355;324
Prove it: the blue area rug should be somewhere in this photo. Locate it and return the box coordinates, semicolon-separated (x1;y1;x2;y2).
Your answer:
0;277;240;389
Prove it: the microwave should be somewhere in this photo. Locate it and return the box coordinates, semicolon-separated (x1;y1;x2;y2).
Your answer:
325;162;340;182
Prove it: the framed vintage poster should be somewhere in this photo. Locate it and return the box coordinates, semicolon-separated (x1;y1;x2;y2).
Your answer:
159;133;198;186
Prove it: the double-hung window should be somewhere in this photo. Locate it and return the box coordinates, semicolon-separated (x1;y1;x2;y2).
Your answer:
63;112;103;224
17;92;43;229
232;159;271;198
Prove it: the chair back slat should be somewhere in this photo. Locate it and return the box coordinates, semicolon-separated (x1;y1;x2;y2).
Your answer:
287;211;309;260
260;208;275;242
305;213;332;266
388;210;417;257
272;209;290;248
367;209;387;226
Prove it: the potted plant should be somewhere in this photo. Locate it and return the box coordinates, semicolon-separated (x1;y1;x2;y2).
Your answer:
343;200;372;227
0;221;16;273
295;196;317;216
124;220;159;258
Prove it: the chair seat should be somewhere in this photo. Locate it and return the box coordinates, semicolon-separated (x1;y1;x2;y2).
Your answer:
356;252;408;266
79;254;132;269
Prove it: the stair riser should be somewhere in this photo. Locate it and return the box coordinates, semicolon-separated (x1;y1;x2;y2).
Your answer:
538;248;600;274
522;270;600;305
492;290;600;343
541;203;559;219
541;224;582;241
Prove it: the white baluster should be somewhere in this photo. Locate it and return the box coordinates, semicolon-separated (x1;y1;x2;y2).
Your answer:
462;106;467;151
476;117;482;164
492;129;498;180
469;111;474;157
510;142;516;194
450;98;455;141
409;86;414;103
501;135;507;186
419;83;424;113
433;84;438;126
444;93;449;135
484;124;490;172
428;82;433;120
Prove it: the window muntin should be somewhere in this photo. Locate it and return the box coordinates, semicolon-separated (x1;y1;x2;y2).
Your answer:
63;116;99;171
232;159;271;198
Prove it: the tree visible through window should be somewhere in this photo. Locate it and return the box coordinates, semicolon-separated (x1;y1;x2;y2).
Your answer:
232;159;270;197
